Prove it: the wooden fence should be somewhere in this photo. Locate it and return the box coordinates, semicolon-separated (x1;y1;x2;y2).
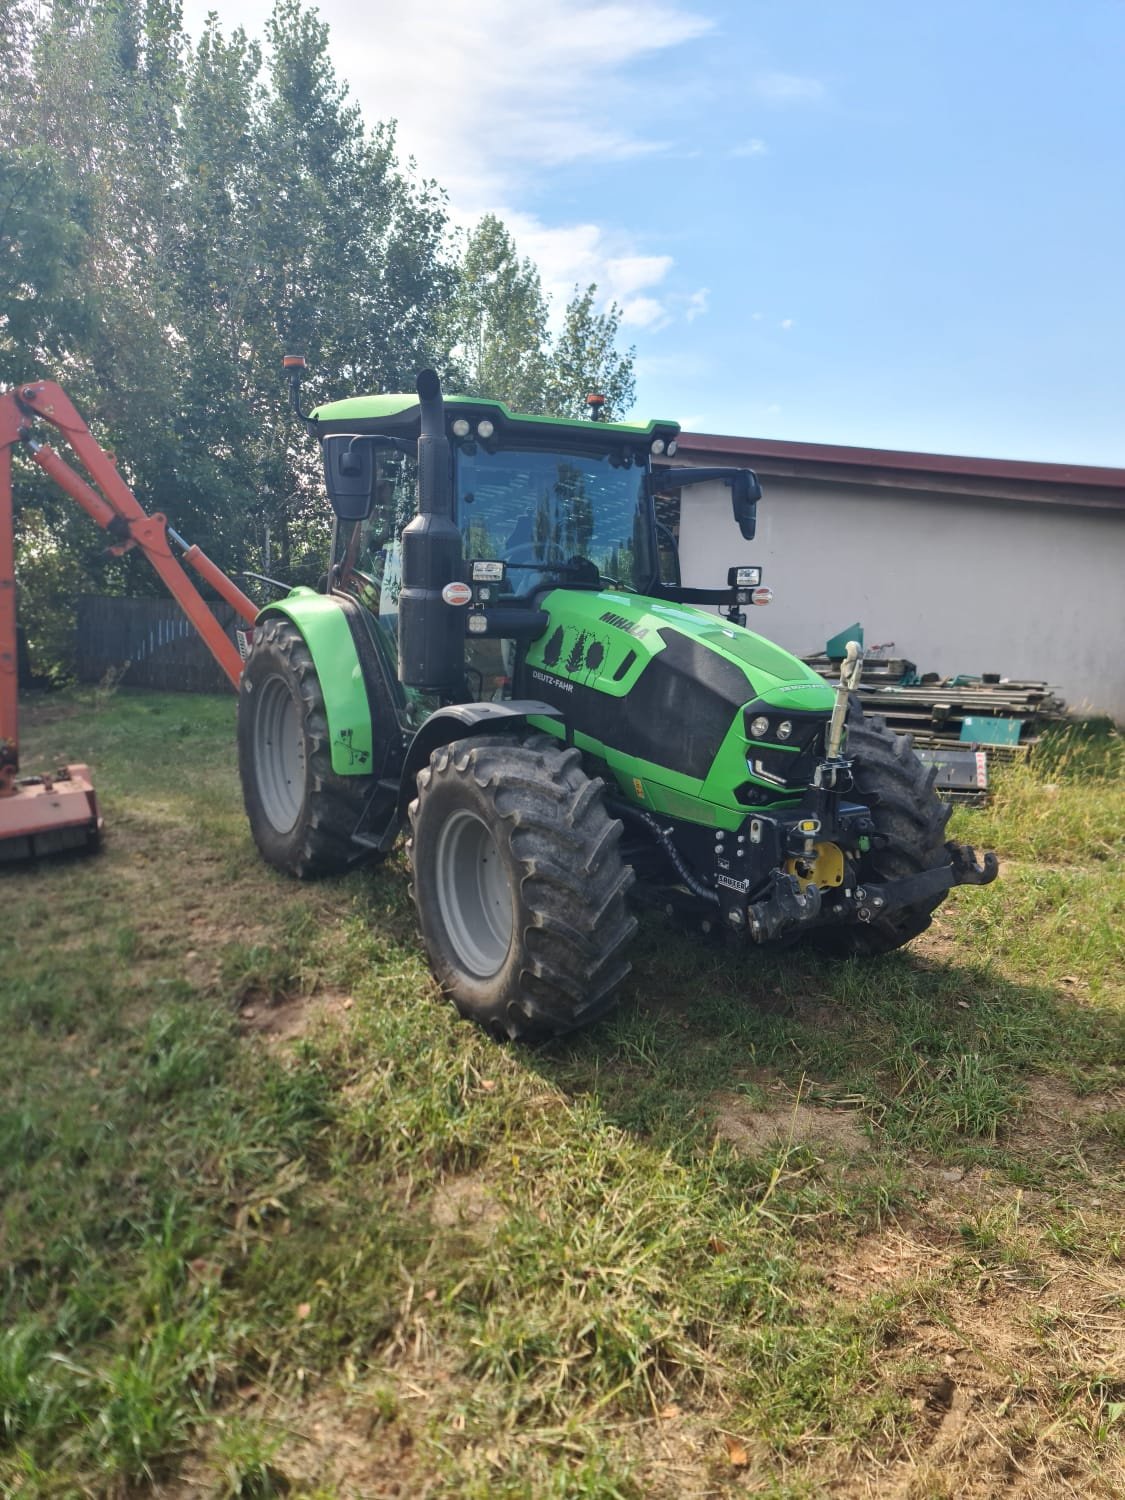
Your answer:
75;596;244;693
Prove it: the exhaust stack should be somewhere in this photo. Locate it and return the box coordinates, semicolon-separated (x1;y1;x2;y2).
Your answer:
398;370;464;693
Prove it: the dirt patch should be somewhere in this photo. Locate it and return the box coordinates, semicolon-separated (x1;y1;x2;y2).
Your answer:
816;1156;1125;1498
275;1392;421;1499
238;989;356;1045
429;1171;502;1233
712;1082;869;1157
1021;1075;1123;1145
170;1389;422;1499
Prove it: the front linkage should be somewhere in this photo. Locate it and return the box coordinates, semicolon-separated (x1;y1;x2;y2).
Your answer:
713;643;998;945
736;839;999;946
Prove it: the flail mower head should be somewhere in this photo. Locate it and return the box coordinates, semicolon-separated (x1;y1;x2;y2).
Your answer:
0;755;103;863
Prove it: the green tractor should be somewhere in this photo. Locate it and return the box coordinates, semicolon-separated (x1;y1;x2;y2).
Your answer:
237;368;997;1041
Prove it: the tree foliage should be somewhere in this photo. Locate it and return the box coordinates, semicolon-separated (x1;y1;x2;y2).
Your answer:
446;215;636;419
0;0;637;675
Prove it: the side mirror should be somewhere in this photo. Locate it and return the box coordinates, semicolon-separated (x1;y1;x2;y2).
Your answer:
322;436;375;521
731;470;761;541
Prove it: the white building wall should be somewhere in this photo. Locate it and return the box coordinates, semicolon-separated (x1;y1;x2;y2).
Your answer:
677;478;1125;721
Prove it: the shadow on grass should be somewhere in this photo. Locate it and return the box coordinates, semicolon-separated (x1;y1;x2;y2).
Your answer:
527;915;1120;1169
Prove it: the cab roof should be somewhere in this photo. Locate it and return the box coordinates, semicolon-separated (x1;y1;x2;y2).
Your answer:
310;391;680;448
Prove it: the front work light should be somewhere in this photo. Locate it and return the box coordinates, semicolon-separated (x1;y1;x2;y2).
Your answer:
728;565;762;588
451;418;471;438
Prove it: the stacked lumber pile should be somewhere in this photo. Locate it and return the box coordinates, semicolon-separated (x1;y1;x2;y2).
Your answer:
802;654;1066;754
802;643;1068;800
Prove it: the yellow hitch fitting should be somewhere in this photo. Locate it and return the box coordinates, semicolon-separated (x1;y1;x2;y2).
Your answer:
785;841;845;892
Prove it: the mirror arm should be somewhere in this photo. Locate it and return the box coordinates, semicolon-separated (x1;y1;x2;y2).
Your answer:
646;465;761;497
653;584;743;605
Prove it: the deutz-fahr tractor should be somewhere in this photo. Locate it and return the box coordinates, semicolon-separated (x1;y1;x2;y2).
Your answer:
237;367;998;1041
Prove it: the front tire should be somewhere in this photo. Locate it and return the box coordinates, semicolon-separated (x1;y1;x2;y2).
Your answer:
407;734;636;1041
237;617;379;877
814;705;952;957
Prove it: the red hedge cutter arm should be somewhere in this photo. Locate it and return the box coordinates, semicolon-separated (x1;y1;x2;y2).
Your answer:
1;381;258;856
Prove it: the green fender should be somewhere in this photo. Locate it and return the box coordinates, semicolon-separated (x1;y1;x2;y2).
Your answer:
258;588;374;776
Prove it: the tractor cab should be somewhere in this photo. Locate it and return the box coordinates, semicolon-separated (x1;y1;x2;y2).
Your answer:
310;383;765;705
314;392;680;602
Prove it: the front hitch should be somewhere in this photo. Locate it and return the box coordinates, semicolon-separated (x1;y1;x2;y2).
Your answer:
740;839;998;944
818;841;999;928
747;871;822;943
947;841;1000;886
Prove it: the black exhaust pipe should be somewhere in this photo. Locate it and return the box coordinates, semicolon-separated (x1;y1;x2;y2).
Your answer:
398;370;464;693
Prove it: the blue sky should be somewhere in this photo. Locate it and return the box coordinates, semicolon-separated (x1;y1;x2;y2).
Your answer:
181;0;1125;464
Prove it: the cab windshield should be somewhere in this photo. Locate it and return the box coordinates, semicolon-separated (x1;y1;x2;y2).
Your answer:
455;445;656;594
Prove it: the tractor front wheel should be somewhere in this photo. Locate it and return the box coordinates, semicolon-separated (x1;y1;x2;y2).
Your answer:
407;734;636;1041
237;617;378;877
814;705;953;957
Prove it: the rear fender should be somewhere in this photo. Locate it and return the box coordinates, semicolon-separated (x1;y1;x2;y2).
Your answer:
257;588;374;776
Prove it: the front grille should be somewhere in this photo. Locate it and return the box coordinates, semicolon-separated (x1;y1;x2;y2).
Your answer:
742;701;827;792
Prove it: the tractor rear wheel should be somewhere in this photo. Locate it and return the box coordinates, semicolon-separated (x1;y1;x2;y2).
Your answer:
407;733;636;1041
238;616;378;877
814;705;952;957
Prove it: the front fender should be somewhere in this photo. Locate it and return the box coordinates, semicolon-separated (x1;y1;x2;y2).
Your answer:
395;700;562;822
258;588;374;776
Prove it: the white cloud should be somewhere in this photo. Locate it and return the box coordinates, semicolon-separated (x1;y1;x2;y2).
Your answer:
731;137;769;158
751;311;764;321
684;288;709;322
214;0;716;210
605;255;675;299
620;296;670;330
752;71;825;104
502;214;675;323
180;0;715;339
780;318;794;330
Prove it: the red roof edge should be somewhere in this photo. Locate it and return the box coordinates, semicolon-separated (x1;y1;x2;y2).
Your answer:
676;431;1125;490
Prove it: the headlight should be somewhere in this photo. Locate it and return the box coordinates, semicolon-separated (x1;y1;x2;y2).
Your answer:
749;715;770;740
777;720;793;741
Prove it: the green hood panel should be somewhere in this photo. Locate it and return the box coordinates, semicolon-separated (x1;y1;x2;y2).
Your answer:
529;590;831;704
523;590;832;825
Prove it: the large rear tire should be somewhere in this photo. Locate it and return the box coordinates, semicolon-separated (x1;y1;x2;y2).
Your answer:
237;617;379;877
407;734;636;1041
814;705;952;957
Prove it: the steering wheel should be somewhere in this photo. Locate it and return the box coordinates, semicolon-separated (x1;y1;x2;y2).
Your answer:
504;543;568;568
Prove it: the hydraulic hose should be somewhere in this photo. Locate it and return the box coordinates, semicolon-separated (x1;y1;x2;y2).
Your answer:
607;797;719;905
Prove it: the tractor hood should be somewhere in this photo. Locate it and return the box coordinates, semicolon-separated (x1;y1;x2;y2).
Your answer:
521;589;834;826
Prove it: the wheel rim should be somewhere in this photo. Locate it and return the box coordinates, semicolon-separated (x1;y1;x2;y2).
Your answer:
433;809;515;978
253;674;305;833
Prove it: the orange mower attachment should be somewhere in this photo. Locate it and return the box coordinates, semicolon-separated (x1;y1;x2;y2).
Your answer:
0;380;258;862
0;761;102;862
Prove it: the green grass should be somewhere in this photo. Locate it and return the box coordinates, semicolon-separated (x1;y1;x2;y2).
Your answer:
1;690;1122;1497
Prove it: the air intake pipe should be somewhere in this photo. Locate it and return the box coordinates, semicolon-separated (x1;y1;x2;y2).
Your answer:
398;369;464;693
